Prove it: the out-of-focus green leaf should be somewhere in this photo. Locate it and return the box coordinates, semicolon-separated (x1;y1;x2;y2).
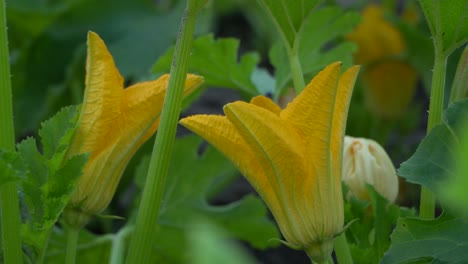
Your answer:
6;0;75;40
440;121;468;215
17;106;88;256
255;0;321;48
134;136;279;263
251;67;275;96
153;34;261;96
398;99;468;194
398;21;434;92
269;6;359;97
188;220;256;264
419;0;468;55
381;213;468;264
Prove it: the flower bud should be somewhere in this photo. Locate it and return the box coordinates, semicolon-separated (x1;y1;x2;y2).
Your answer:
342;136;398;202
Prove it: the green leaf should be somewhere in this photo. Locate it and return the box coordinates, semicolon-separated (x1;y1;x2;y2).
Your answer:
255;0;322;48
419;0;468;55
0;149;22;186
39;105;80;159
398;99;468;194
16;106;88;255
344;185;411;264
269;6;359;97
440;122;468;215
381;213;468;264
134;136;280;263
153;34;261;96
397;124;457;192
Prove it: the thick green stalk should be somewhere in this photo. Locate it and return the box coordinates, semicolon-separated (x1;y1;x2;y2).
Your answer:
65;227;79;264
0;0;23;263
334;233;353;264
125;1;204;263
419;50;446;219
288;46;306;94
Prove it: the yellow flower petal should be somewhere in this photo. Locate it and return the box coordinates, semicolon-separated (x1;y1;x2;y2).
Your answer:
280;62;341;185
326;65;360;232
124;74;204;148
68;32;123;158
224;101;312;244
250;95;281;115
331;65;360;179
179;114;283;215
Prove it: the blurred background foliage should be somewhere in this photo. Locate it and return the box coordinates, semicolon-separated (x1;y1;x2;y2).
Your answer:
6;0;466;262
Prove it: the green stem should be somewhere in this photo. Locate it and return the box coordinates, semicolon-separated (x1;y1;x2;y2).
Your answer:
65;227;79;264
334;233;353;264
37;228;53;264
125;1;204;263
0;0;23;263
288;47;305;94
419;50;446;219
109;226;132;264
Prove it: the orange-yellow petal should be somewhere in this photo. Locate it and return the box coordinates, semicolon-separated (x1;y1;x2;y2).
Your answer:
224;101;312;244
281;62;341;137
331;65;360;178
250;95;282;115
180;113;298;241
123;74;204;148
328;65;360;232
280;62;341;182
69;31;124;156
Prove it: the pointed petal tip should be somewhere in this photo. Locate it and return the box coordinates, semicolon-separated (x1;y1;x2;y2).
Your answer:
223;100;250;115
342;65;361;81
184;74;204;95
87;31;104;47
186;73;204;87
179;114;210;126
250;96;281;115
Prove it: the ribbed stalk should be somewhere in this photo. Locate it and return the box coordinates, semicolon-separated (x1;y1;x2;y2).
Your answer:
125;1;205;263
419;50;446;219
0;0;23;262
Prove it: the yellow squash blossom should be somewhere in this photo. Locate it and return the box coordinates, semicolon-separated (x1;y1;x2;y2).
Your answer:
64;32;203;227
347;5;417;119
180;62;359;262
